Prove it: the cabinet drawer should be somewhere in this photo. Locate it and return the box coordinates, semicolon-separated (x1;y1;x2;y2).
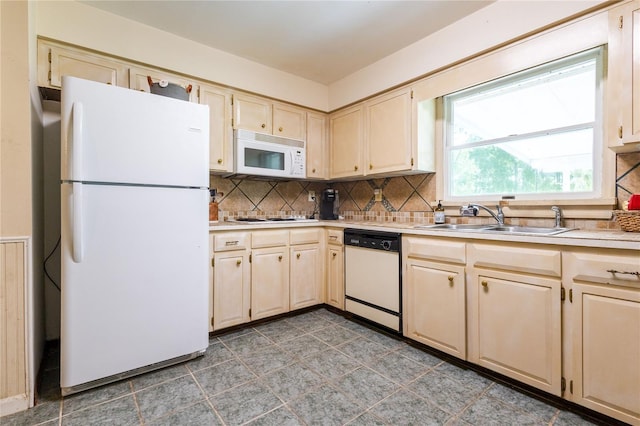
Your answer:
469;243;561;277
290;228;322;245
404;236;465;264
252;230;289;248
214;232;250;252
326;229;343;245
565;249;640;289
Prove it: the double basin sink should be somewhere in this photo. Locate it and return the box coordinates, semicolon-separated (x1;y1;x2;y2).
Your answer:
415;223;573;236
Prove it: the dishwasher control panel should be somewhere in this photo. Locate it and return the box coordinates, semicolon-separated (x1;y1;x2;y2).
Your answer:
344;229;400;252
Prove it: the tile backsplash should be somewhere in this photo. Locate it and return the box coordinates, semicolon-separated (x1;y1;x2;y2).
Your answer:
211;152;640;228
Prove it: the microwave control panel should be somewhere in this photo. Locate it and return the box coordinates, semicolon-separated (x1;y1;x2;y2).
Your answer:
292;150;305;177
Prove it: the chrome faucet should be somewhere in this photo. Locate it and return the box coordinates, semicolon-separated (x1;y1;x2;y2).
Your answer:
551;206;562;228
460;203;505;225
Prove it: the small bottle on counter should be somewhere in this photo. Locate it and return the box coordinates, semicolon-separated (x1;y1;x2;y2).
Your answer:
209;189;219;222
434;200;445;224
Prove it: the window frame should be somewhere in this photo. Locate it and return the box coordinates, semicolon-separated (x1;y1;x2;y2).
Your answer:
442;46;605;203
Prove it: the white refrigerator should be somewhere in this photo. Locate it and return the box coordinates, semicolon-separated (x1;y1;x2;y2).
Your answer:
60;76;210;395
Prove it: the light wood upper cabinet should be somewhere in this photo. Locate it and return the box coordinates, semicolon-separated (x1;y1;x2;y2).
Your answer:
273;103;306;140
233;94;306;140
306;112;328;179
608;0;640;152
233;93;272;133
200;84;233;173
329;104;365;178
38;40;128;89
365;88;412;175
468;243;562;396
563;248;640;426
129;66;199;102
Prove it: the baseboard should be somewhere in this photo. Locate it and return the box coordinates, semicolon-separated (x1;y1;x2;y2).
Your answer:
0;393;29;417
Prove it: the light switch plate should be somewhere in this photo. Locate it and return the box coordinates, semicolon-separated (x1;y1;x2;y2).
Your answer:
374;189;382;202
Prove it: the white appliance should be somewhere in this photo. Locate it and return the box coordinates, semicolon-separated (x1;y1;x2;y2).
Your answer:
59;76;210;396
234;129;305;178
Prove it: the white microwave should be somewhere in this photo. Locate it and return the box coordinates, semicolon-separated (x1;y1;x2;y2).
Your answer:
234;129;306;179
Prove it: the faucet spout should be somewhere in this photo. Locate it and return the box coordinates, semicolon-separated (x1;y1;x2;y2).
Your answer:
462;203;505;225
551;206;562;228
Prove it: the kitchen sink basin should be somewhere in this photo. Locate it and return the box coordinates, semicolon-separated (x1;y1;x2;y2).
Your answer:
415;223;573;235
480;225;573;235
414;223;494;230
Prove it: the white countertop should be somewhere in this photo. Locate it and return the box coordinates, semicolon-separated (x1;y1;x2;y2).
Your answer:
210;219;640;250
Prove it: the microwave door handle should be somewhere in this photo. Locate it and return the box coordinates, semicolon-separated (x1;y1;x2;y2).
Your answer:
289;151;294;175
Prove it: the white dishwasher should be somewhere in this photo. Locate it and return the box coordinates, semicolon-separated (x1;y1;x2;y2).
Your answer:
344;229;402;332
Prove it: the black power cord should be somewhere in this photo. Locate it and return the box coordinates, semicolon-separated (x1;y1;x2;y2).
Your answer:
44;235;61;292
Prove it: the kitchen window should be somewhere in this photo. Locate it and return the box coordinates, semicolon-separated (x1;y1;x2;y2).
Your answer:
443;47;603;201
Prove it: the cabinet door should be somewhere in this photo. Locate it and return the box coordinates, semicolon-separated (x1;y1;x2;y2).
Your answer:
366;88;412;175
471;270;562;395
43;44;127;88
273;103;306;141
326;245;344;309
212;251;250;330
129;66;199;102
233;93;272;133
329;105;364;178
306;112;327;179
200;85;233;172
404;259;466;359
290;244;323;310
571;283;640;425
608;0;640;149
251;247;289;320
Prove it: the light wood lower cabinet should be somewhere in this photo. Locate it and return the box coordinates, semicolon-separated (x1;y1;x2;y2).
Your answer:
212;250;250;330
403;236;466;359
251;230;290;320
326;229;344;309
564;249;640;425
468;243;562;396
290;228;324;310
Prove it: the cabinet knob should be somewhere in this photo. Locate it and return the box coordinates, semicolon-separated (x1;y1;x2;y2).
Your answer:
332;252;337;257
354;165;358;171
278;255;283;261
217;158;223;164
296;253;301;259
278;126;283;132
369;164;373;170
312;168;316;173
261;123;266;128
481;280;488;288
448;275;454;283
236;259;241;266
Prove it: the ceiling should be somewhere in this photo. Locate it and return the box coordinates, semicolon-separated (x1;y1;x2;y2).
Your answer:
80;1;494;85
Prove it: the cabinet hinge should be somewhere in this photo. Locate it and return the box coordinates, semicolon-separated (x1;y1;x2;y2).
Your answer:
561;287;565;301
249;253;252;263
211;258;215;267
411;158;414;166
231;117;234;127
570;380;573;394
410;90;414;99
561;377;566;393
211;317;214;327
48;51;52;63
249;308;252;317
48;70;51;82
619;15;624;30
569;288;573;303
619;125;623;139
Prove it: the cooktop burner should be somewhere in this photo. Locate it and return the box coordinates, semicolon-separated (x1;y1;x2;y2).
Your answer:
228;217;319;224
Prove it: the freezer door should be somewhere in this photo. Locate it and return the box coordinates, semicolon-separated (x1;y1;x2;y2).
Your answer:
61;76;209;187
60;183;209;389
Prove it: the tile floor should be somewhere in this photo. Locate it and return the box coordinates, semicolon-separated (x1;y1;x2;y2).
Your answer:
2;308;607;425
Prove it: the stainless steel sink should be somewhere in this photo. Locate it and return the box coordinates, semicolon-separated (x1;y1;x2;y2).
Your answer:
480;225;573;235
414;223;494;231
415;223;573;235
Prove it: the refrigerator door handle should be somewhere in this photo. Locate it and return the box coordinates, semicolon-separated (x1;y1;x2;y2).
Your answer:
72;102;83;180
72;182;84;263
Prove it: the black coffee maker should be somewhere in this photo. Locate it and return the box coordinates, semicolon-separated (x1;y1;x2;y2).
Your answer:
319;188;339;220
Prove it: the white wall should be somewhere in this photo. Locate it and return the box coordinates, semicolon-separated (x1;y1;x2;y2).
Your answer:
328;0;607;110
35;1;329;111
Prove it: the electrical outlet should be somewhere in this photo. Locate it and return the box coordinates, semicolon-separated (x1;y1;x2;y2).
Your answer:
308;190;316;202
374;188;382;202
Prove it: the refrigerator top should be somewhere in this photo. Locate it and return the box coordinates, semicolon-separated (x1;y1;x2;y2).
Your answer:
61;76;209;188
